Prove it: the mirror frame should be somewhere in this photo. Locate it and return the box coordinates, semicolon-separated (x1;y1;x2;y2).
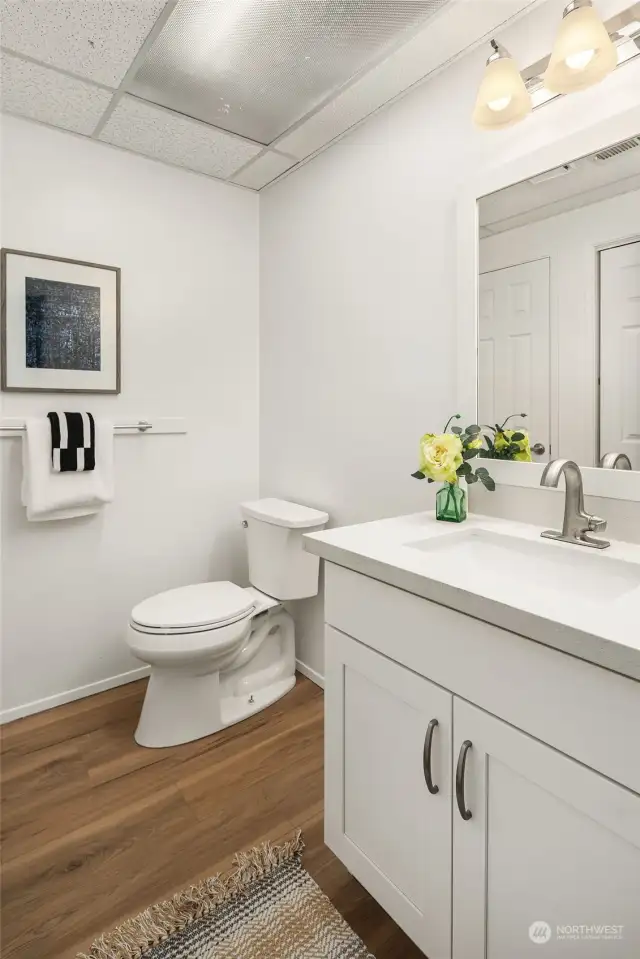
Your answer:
456;103;640;502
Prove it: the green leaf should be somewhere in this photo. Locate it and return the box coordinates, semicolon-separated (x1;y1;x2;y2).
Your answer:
475;466;489;476
427;477;434;483
462;448;478;460
466;424;481;435
464;473;478;485
510;432;525;442
483;434;494;450
457;461;472;475
451;426;462;434
479;473;496;492
411;471;425;479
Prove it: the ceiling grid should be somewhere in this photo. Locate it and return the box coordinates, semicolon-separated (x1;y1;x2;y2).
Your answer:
0;0;544;190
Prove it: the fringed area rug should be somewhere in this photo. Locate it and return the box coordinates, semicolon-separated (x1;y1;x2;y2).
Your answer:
78;832;373;959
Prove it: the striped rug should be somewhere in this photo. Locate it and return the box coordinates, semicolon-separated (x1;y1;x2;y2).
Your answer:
78;833;373;959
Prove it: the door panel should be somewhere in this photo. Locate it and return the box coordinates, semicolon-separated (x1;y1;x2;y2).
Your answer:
600;241;640;468
479;259;550;458
453;698;640;959
325;625;453;959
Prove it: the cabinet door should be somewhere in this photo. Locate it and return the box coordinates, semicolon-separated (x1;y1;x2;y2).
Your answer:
325;625;453;959
453;698;640;959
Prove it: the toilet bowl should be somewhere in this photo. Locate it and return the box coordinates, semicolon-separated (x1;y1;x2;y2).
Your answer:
127;498;328;747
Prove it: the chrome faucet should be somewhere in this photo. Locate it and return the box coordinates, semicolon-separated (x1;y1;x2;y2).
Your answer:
600;451;633;470
540;459;609;549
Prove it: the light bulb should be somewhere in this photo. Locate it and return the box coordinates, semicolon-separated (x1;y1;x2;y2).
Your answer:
544;1;617;94
564;48;595;69
487;95;512;112
472;41;531;130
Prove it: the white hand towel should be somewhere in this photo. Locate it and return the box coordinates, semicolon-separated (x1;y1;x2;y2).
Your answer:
21;417;114;521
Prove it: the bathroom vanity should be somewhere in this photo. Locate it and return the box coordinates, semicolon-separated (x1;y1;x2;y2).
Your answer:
304;513;640;959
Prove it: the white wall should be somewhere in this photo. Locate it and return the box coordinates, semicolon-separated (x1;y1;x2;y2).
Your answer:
0;117;259;719
479;189;640;466
259;0;640;678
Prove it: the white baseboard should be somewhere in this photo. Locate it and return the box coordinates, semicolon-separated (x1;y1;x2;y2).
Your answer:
296;658;325;689
0;665;151;724
2;659;320;725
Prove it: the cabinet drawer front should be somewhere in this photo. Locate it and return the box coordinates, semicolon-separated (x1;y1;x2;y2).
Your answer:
453;699;640;959
325;563;640;794
325;626;453;959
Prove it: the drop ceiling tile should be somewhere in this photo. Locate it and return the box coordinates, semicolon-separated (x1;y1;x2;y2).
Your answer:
130;0;450;144
0;52;113;134
232;150;297;189
0;0;168;88
99;95;262;179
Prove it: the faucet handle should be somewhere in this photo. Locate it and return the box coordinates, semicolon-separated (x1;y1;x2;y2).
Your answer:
587;515;607;533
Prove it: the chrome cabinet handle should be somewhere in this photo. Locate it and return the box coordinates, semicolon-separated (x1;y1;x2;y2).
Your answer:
531;443;546;456
455;740;473;820
423;718;439;794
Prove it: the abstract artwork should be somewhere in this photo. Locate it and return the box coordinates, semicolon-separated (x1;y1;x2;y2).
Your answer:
26;278;101;371
2;249;120;393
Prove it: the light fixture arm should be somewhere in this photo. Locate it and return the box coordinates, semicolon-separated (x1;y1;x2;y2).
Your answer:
563;0;593;17
487;39;511;64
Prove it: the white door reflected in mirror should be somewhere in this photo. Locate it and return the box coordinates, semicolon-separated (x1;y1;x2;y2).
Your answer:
478;259;550;460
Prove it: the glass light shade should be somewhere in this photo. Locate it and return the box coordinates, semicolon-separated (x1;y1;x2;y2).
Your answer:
473;55;532;130
544;4;617;93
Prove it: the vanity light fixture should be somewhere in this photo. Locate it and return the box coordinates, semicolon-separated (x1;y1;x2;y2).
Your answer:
544;0;617;93
473;40;532;130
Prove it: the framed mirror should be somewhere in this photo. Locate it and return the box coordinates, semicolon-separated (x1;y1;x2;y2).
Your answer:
457;106;640;501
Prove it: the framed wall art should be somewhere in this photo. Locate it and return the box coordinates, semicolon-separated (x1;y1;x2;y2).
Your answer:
1;249;121;393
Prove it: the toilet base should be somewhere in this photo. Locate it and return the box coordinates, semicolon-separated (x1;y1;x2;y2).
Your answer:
134;671;296;748
221;675;296;728
134;608;297;748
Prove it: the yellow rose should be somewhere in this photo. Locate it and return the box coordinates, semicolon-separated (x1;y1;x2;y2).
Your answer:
495;429;532;462
418;432;463;484
467;434;483;450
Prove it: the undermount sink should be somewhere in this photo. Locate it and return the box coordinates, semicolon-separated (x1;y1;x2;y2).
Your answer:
406;528;640;602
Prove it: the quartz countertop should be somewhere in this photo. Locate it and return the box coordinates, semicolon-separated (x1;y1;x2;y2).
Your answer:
304;511;640;682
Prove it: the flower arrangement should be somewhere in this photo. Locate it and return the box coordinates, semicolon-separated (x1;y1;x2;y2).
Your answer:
411;412;532;522
479;414;532;462
411;415;496;491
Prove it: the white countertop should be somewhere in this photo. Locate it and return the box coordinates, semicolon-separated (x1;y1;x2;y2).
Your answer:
304;511;640;682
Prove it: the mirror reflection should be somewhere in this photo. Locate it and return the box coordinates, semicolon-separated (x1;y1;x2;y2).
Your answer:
477;135;640;471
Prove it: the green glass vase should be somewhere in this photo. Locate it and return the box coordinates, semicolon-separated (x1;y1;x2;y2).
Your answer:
436;482;467;523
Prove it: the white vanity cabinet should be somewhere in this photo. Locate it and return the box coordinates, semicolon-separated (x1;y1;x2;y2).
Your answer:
324;627;453;959
453;700;640;959
322;563;640;959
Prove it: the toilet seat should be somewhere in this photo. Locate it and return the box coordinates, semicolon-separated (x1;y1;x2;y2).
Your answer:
130;582;256;637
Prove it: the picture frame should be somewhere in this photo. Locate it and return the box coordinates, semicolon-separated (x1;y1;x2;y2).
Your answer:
1;248;121;393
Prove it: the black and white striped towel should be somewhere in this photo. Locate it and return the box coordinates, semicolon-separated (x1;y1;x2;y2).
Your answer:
47;412;96;472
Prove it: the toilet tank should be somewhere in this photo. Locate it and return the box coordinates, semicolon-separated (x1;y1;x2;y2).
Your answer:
240;498;329;600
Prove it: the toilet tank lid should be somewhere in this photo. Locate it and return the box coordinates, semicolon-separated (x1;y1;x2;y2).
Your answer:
241;498;329;529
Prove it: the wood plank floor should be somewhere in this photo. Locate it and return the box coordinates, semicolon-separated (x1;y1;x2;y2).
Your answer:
1;675;423;959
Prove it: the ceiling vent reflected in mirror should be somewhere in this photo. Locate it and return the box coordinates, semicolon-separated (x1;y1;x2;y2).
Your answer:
591;136;640;162
479;137;640;236
129;0;451;145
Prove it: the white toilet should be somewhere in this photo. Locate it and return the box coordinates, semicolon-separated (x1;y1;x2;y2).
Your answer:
126;498;328;747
